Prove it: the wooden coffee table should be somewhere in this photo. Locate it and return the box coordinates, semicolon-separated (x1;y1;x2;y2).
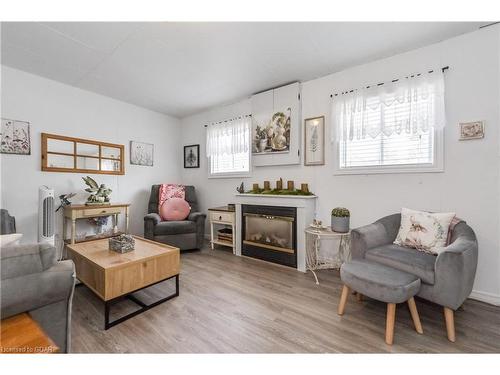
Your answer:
66;236;180;329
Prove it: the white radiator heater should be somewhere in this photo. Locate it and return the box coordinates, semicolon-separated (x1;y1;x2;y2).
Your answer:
39;186;55;245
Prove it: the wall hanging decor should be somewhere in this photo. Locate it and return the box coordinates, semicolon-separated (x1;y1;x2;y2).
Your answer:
304;116;325;166
184;144;200;168
459;121;484;140
1;118;31;155
253;108;291;154
130;141;154;166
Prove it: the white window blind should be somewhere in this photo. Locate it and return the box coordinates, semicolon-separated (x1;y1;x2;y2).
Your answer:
332;71;445;172
206;115;251;176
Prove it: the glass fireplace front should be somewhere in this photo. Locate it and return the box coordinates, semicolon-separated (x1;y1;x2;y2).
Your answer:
241;205;297;268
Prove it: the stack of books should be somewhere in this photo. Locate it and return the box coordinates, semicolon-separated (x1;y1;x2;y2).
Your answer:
217;227;233;243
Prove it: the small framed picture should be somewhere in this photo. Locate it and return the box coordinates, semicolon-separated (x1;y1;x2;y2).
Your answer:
184;144;200;168
1;118;31;155
460;121;484;140
130;141;154;166
304;116;325;166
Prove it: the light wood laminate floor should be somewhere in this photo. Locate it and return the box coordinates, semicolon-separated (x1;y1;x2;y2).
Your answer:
71;245;500;353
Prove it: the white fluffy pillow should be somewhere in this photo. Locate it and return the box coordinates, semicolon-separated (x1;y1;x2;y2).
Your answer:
0;233;23;247
394;208;455;255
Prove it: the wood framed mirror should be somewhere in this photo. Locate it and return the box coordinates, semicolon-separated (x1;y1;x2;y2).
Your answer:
41;133;125;175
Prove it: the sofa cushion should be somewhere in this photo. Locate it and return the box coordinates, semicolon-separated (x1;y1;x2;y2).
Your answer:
1;244;57;280
154;220;197;236
365;244;436;284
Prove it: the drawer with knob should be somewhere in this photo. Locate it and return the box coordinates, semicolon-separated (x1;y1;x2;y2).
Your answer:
82;207;122;217
210;211;235;224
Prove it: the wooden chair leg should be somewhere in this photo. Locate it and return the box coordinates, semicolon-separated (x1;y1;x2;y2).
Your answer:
407;297;423;334
385;303;396;345
444;307;456;342
356;292;363;302
338;285;350;315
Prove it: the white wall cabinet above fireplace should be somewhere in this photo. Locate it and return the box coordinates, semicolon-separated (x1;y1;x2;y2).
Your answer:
251;82;301;167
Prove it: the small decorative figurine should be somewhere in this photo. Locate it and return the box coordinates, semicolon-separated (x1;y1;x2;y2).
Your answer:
236;182;244;194
56;192;76;212
82;176;112;205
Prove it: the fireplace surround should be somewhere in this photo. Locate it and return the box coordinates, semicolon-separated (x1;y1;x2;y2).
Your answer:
242;205;297;268
234;193;317;272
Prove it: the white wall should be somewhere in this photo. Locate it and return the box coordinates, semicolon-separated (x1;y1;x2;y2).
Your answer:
181;26;500;304
0;66;182;243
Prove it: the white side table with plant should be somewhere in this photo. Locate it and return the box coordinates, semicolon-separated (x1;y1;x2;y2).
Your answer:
305;208;352;284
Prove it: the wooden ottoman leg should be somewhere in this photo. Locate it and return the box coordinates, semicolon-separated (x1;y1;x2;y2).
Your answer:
338;285;350;315
407;297;423;334
444;307;456;342
385;303;396;345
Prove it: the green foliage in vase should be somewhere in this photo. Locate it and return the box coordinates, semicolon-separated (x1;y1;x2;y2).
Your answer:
331;207;350;217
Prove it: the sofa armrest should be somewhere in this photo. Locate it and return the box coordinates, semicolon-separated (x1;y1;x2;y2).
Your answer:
188;212;206;222
433;236;478;310
144;213;162;224
350;214;400;259
1;259;75;319
144;213;161;239
1;243;57;280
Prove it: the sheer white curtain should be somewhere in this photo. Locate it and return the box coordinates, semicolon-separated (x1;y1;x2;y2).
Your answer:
331;71;445;142
206;115;251;175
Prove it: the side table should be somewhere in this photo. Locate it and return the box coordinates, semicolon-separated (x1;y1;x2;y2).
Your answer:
305;226;351;284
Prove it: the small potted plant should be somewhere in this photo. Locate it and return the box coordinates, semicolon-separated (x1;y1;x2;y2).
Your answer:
331;207;350;233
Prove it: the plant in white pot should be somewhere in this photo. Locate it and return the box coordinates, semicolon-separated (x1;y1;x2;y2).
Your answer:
331;207;350;233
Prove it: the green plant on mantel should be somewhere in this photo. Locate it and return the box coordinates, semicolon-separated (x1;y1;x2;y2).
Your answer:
246;188;314;196
331;207;350;217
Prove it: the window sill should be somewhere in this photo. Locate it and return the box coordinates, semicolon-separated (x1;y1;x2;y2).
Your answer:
208;172;252;179
334;164;444;176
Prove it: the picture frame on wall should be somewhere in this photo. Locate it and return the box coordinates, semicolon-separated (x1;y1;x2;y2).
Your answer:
459;121;484;140
1;118;31;155
304;116;325;166
130;141;154;166
184;144;200;168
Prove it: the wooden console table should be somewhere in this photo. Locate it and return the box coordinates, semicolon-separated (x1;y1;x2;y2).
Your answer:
63;203;130;244
0;313;59;354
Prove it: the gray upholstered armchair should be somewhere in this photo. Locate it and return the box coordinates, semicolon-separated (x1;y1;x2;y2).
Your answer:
351;213;478;342
144;185;206;250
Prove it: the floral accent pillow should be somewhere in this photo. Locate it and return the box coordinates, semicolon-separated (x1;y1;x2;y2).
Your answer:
394;208;456;255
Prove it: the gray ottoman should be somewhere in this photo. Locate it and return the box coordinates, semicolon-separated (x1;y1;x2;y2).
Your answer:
338;259;423;345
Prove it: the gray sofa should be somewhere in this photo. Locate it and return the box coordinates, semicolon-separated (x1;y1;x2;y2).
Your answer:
144;185;206;250
1;243;76;352
350;213;478;342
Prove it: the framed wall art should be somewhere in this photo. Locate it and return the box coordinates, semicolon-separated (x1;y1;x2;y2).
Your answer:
1;118;31;155
130;141;154;166
184;144;200;168
304;116;325;166
459;121;484;140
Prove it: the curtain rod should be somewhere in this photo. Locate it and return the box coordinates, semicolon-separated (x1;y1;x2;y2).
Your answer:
329;66;449;99
204;114;252;128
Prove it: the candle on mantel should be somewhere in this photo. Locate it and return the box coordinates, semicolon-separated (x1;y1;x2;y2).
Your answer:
301;183;309;193
287;181;294;191
276;179;283;190
252;183;260;192
263;181;271;191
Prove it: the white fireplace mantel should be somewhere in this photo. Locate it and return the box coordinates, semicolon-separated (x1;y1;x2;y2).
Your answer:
233;193;318;272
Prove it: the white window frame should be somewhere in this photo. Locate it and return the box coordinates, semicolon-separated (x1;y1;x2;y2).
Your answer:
333;128;444;175
207;116;252;179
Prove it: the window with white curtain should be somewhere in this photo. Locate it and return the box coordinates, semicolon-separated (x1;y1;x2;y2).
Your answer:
332;71;445;174
206;115;251;177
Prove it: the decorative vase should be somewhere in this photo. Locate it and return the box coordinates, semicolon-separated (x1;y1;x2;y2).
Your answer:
258;139;267;152
331;216;350;233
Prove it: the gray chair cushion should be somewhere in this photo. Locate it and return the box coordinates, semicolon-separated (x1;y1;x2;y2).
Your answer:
1;244;57;280
154;220;197;236
365;244;436;285
340;259;421;304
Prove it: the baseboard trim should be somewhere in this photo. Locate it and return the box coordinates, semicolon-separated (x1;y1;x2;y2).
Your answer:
469;290;500;306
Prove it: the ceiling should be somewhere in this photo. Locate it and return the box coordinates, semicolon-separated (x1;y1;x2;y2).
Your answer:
1;22;484;118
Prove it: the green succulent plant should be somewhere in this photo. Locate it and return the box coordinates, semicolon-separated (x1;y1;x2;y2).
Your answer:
331;207;350;217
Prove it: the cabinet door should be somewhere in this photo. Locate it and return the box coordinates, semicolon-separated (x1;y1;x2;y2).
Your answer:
252;82;301;167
